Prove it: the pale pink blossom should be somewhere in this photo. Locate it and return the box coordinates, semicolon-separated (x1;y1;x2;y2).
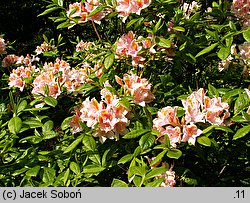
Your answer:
8;65;35;91
2;54;18;68
160;170;176;187
67;2;88;24
231;0;250;27
69;108;83;134
0;37;7;54
163;126;182;147
35;41;56;55
116;0;151;22
182;124;202;145
182;1;201;19
239;42;250;65
85;0;106;24
16;54;40;66
218;55;233;72
115;72;154;106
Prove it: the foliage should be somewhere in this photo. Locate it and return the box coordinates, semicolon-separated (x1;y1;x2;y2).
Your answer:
0;0;249;187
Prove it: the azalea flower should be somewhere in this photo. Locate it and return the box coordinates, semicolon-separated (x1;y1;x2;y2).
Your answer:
182;124;202;145
2;54;18;68
231;0;250;27
115;72;154;106
0;37;7;54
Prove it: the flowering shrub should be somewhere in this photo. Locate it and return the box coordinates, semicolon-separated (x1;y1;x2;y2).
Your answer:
0;0;250;187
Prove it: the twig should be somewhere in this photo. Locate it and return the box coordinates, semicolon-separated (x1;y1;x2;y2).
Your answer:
92;21;102;42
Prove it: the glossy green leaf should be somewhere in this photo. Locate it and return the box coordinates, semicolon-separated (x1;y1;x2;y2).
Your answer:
118;154;134;164
156;37;171;48
111;179;128;187
104;53;115;69
17;100;27;114
64;136;83;154
195;43;218;58
26;166;40;177
197;136;211;147
217;47;230;60
123;129;150;139
145;178;164;187
243;29;250;42
233;125;250;140
70;162;80;175
139;133;155;150
8;116;22;134
44;96;58;107
42;167;56;184
145;167;166;180
150;149;168;166
167;149;182;159
82;135;96;151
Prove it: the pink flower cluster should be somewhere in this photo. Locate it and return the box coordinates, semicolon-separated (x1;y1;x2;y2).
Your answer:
35;41;56;55
182;1;201;19
239;42;250;66
8;65;36;91
67;1;107;25
2;54;18;68
16;54;40;66
0;37;7;54
231;0;250;27
116;0;151;22
70;85;130;142
116;31;156;66
153;88;230;147
115;72;154;106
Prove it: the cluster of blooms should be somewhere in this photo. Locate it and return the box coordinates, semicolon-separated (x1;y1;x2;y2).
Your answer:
153;88;230;147
35;41;56;55
76;40;95;52
231;0;250;27
67;1;107;25
116;0;151;22
239;42;250;66
0;36;7;54
8;65;36;91
115;72;154;106
16;54;40;66
2;54;18;68
70;82;130;142
182;1;201;19
116;31;156;66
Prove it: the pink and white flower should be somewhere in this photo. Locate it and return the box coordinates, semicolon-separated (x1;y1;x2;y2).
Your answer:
2;54;18;68
0;37;7;54
182;124;202;145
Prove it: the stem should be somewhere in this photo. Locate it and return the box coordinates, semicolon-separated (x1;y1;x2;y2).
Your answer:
92;21;102;42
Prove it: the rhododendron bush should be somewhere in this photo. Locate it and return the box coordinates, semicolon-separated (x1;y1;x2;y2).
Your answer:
0;0;250;187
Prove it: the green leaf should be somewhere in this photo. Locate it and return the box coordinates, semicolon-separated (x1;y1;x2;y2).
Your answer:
42;167;55;184
104;53;115;69
233;125;250;140
156;37;171;48
139;133;155;150
217;47;230;60
129;166;147;177
8;116;22;134
215;126;234;133
173;26;185;32
42;120;54;132
234;93;249;114
44;96;58;107
26;166;40;177
87;5;106;18
145;167;166;180
208;84;219;97
145;178;164;187
123;129;150;139
197;136;211;147
126;18;140;29
61;117;72;130
63;169;70;186
57;21;73;29
167;149;182;159
195;43;218;58
38;7;61;17
70;162;80;175
23;118;43;128
82;165;105;174
150;149;168;166
64;136;83;154
202;126;214;134
231;115;247;123
243;29;250;42
223;89;241;100
118;154;134;164
82;135;96;151
17;100;27;114
111;179;128;187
